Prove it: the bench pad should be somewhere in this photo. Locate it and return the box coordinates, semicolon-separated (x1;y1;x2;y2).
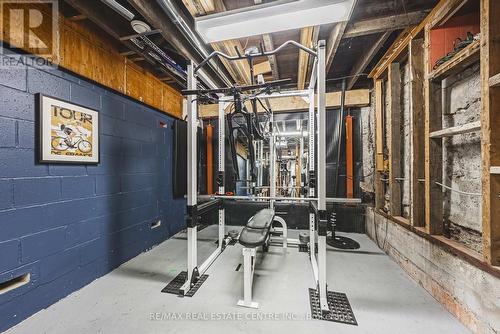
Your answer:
246;209;275;229
239;227;270;248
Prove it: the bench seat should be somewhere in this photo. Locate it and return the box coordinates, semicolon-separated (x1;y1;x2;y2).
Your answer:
239;208;275;248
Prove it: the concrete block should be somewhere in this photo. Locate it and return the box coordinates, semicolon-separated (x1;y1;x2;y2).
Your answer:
100;134;122;157
0;117;16;147
101;94;124;120
0;85;35;121
79;237;107;266
66;217;101;247
87;154;121;175
17;120;35;149
48;165;88;176
100;114;126;138
27;68;70;100
0;149;48;178
121;138;142;157
124;104;154;127
95;175;121;195
20;227;67;263
0;179;13;210
70;83;101;110
46;197;97;228
0;239;20;273
0;55;27;91
14;177;61;207
39;247;79;284
61;176;95;199
0;206;50;240
0;261;40;305
121;173;154;192
141;142;156;157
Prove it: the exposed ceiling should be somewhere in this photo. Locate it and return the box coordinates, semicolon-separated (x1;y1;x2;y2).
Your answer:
61;0;439;91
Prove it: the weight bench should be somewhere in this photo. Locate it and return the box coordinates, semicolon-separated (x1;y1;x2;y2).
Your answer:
237;208;284;308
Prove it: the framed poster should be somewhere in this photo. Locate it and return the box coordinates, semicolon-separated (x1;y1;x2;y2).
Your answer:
37;94;100;164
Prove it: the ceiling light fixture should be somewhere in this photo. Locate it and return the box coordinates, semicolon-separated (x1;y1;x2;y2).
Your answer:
131;20;151;34
196;0;355;43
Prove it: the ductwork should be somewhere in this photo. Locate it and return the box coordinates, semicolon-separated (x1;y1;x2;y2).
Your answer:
155;0;233;88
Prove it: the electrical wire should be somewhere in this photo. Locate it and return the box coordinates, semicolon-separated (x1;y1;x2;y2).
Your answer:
434;181;482;197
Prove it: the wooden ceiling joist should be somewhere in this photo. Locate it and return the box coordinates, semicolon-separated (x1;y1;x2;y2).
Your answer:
262;33;280;81
185;0;250;84
253;0;279;81
199;89;370;118
343;11;429;39
346;31;391;90
298;26;319;90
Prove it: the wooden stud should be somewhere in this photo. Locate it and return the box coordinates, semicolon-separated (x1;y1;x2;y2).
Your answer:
481;0;500;265
410;38;426;227
374;79;385;211
388;63;402;217
424;25;443;235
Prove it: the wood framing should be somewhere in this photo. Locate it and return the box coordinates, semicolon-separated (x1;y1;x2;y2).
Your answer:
199;89;370;118
371;0;499;275
347;31;391;90
424;25;444;235
374;79;385;210
3;3;183;117
481;0;500;266
344;11;428;39
410;38;426;227
298;26;318;90
388;63;402;217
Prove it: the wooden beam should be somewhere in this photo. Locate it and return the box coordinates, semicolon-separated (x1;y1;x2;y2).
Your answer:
254;61;272;76
182;0;214;15
369;0;467;80
184;0;250;84
347;31;391;90
424;25;443;235
262;33;280;80
344;11;428;39
212;40;251;84
252;0;280;81
489;72;500;87
374;79;385;211
199;89;370;118
298;26;318;90
481;0;500;266
326;22;348;74
388;63;402;217
429;121;481;138
410;38;426;227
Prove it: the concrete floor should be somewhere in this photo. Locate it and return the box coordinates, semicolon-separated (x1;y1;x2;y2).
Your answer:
5;226;470;334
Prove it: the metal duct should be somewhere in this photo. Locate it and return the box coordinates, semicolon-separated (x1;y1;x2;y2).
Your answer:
155;0;232;88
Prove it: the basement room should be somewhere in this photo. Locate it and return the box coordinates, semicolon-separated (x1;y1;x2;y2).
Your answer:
0;0;498;333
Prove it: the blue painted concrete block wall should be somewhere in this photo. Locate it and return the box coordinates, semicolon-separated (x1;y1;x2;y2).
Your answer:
0;53;186;332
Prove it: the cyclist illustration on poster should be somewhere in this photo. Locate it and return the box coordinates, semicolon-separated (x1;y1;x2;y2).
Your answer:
38;94;100;164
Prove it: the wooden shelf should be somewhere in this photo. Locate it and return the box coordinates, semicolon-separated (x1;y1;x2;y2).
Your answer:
428;39;480;81
489;73;500;87
429;121;481;138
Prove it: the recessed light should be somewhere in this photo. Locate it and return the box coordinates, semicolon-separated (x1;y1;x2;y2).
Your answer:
131;20;151;34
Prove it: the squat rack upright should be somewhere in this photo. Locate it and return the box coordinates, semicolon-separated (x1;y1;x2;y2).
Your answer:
180;39;354;315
